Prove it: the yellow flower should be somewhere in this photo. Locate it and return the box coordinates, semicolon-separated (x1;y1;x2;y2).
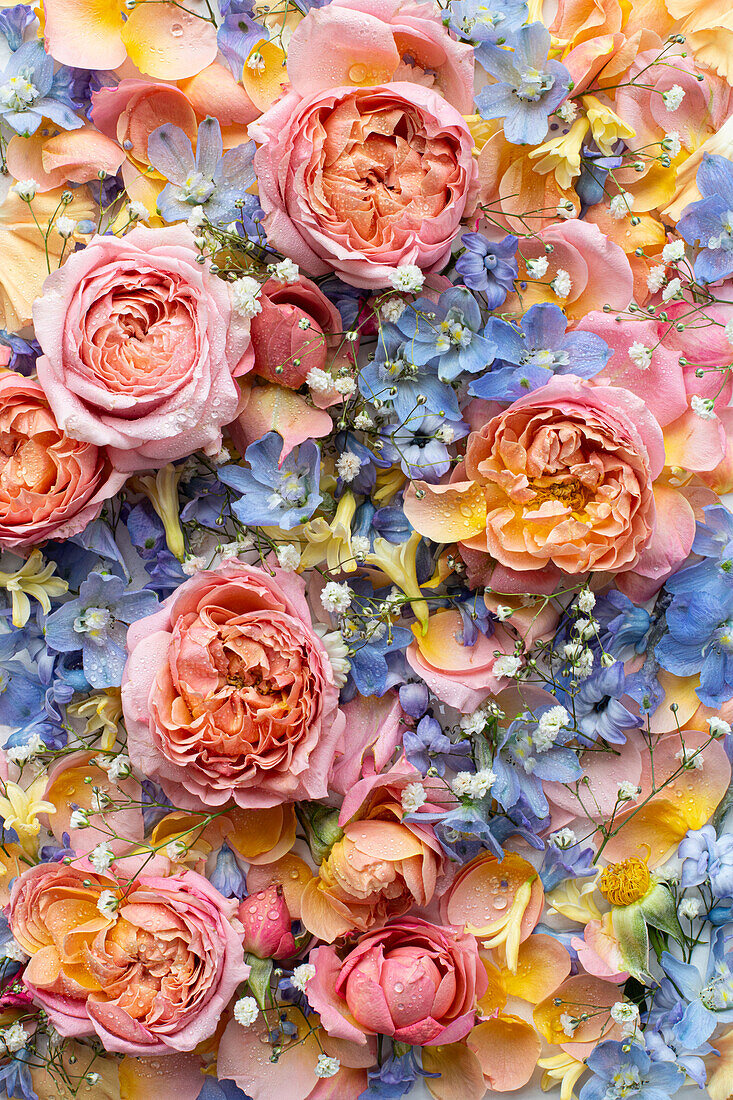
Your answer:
364;530;429;632
582;96;636;156
299;490;360;573
0;550;68;627
0;776;55;854
132;464;185;561
598;857;651;905
546;871;604;924
538;1052;587;1100
528;118;590;190
67;688;123;752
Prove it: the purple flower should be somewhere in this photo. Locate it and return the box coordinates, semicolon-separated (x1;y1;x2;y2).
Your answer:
679;824;733;897
455;232;518;305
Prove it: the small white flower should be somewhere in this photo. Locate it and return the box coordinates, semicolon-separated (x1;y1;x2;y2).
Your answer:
246;50;265;73
233;996;260;1026
549;827;577;849
526;257;549;279
89;843;115;873
231;275;263;318
321;581;352;614
560;1012;579;1037
209;445;231;465
628;342;653;370
538;706;570;737
577;589;596;614
437;425;455;444
108;754;131;782
187;204;206;231
646;265;667;293
7;733;45;765
709;717;732;738
610;1002;640;1037
557;100;578;123
556;199;578;220
388;264;425;293
466;768;497;800
495;605;513;621
662;240;686;262
126;201;148;221
313;623;351;688
574;617;596;641
381;297;407;322
354;411;374;430
662;84;685;111
334;375;356;397
336;452;361;482
550;269;572;299
576;648;594;679
292;963;316;992
166;839;189;862
275;544;301;571
609;192;633;220
0;1023;27;1053
271;258;299;284
664;131;681;158
691;394;716;420
11;178;37;201
662;277;682;301
402;782;428;813
618;780;640;801
679;898;701;920
306;367;333;393
451;772;474;798
494;654;522;678
70;809;90;829
459;708;489;735
182;554;207;576
0;938;28;963
352;535;371;560
97;890;119;918
55;215;76;238
315;1055;340;1079
676;746;704;770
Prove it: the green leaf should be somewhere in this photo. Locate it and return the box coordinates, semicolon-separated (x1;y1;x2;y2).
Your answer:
611;903;651;983
640;883;684;945
246;953;274;1011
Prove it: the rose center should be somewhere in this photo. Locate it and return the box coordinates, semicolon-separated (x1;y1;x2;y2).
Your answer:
528;476;589;513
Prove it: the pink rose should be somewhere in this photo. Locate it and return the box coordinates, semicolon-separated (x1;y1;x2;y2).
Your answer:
0;373;125;550
250;83;477;289
33;225;254;472
121;561;345;809
286;0;474;112
307;917;487;1046
239;887;297;959
9;863;248;1055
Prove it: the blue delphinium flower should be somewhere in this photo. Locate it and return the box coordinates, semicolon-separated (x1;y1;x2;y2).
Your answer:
219;432;322;530
644;1001;711;1090
399;681;430;718
470;303;611;403
196;1077;251;1100
0;330;40;376
656;589;733;707
666;503;733;604
575;142;623;208
148;116;256;227
679;825;733;897
660;927;733;1047
359;323;461;425
218;2;270;77
403;715;473;776
45;572;158;689
427;801;544;861
578;1041;684;1100
391;286;496;382
678;153;733;285
455;233;518;305
571;661;641;746
492;707;582;818
210;843;247;899
379;412;468;482
599;588;652;656
475;23;571;145
540;833;596;892
0;5;34;52
342;618;413;699
446;0;528;46
0;1056;37;1100
0;40;81;136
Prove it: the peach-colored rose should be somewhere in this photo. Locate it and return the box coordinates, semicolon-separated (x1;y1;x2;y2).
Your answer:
121;561;345;810
286;0;474;112
308;917;488;1046
404;375;665;583
33;225;253;472
0;373;126;550
9;863;248;1055
250;82;477;289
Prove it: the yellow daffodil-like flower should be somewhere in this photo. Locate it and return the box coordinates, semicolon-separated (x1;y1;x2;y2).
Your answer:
546;870;604;924
0;776;56;854
67;688;123;752
132;464;185;561
298;490;360;573
528;118;590;190
365;529;429;632
597;858;682;982
537;1052;587;1100
0;550;68;628
582;96;636;157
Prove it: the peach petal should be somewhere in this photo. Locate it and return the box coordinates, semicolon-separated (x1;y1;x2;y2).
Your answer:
308;1067;369;1099
218;1012;323;1100
41;129;126;185
501;934;572;1004
243;40;290;112
246;853;314;918
477;958;508;1014
44;752;143;857
117;1054;204;1100
300;878;355;941
444;853;543;941
43;0;125;70
121;2;217;80
545;735;642;820
533;974;622;1058
423;1042;486;1100
467;1014;541;1092
403;480;487;543
229;381;334;461
287;7;399;97
178;62;260;126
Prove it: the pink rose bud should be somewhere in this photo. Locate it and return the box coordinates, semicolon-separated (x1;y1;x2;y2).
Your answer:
250;276;343;389
239;886;297;960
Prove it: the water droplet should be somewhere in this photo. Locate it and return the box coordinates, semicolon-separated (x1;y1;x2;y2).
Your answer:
268;909;280;919
289;869;299;879
171;21;184;36
348;63;368;82
493;896;508;911
394;982;404;993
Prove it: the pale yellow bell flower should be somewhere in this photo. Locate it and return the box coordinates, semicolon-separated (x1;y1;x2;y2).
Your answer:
537;1052;588;1100
364;529;429;632
68;688;123;752
298;490;360;573
582;96;636;157
132;464;185;561
546;870;604;924
476;879;533;972
528;118;590;190
0;775;56;854
0;550;68;628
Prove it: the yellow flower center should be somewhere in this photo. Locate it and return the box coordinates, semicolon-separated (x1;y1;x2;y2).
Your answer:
528;476;589;514
598;858;651;906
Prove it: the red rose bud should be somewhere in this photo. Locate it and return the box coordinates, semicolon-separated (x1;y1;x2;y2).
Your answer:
250;275;344;389
239;886;297;959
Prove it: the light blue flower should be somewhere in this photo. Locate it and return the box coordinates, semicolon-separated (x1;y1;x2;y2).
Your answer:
492;708;582;818
679;825;733;897
665;503;733;604
678;153;733;284
569;661;640;746
475;22;571;145
0;40;81;136
210;843;247;899
219;431;322;530
45;572;158;689
148;116;256;227
656;589;733;707
579;1041;684;1100
378;412;468;482
446;0;528;45
359;324;461;425
660;927;733;1048
390;286;496;383
454;232;518;305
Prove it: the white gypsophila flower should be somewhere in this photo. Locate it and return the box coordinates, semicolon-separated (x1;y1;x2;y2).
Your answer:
676;746;704;770
231;275;263;318
334;375;357;397
556;199;577;220
271;258;299;284
560;1013;579;1037
577;589;596;614
691;395;716;420
550;269;572;299
646;265;667;293
574;617;596;640
246;50;265;72
709;717;732;737
306;367;333;393
610;1002;640;1037
108;754;131;782
275;544;301;572
0;1023;28;1054
662;240;686;262
526;256;549;279
166;840;189;862
628;342;653;370
313;623;351;688
7;733;45;765
459;708;489;735
187;204;206;231
336;452;361;482
55;215;76;238
127;201;148;221
182;554;207;576
11;178;37;200
662;277;682;302
562;642;583;662
97;890;119;918
664;131;681;157
321;581;353;614
292;964;316;992
315;1055;340;1079
381;297;407;322
679;898;702;920
0;938;28;963
209;445;231;466
538;705;570;737
549;827;577;848
609;192;633;219
354;411;374;430
402;782;428;813
451;772;474;798
618;780;640;801
494;654;522;678
576;649;594;678
89;843;115;873
233;997;260;1026
437;425;455;444
351;535;370;560
557;100;578;123
495;605;513;621
388;264;425;293
70;809;89;829
662;85;685;111
467;769;497;799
